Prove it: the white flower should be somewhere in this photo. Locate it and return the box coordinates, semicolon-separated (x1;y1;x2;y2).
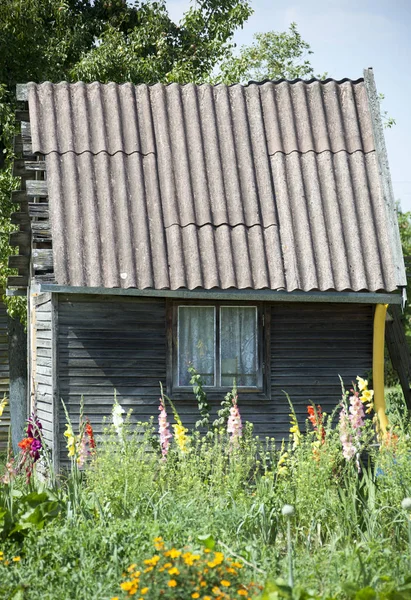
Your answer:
281;504;295;517
402;498;411;512
112;398;125;441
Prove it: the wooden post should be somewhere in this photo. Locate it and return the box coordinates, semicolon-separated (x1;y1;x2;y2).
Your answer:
7;315;27;453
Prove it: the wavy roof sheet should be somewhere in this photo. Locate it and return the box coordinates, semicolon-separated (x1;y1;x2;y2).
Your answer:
27;74;406;293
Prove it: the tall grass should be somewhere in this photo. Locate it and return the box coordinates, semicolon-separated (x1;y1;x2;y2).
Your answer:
0;383;410;599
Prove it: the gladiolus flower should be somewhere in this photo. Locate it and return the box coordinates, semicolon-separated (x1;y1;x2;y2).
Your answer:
158;399;172;458
227;395;242;446
173;422;189;454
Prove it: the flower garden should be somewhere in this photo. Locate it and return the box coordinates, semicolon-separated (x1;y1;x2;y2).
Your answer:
1;375;411;600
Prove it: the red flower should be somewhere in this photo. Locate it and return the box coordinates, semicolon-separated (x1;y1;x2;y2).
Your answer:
85;420;96;450
307;405;326;443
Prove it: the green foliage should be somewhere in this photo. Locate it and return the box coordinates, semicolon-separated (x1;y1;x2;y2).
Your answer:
188;365;211;431
0;385;411;597
0;489;60;542
218;23;318;84
213;379;237;430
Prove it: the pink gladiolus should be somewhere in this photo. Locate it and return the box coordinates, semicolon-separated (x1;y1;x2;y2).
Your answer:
158;399;172;458
339;404;357;461
227;395;242;446
348;391;365;431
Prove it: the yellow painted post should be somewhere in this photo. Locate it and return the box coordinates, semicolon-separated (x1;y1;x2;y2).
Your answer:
373;304;389;433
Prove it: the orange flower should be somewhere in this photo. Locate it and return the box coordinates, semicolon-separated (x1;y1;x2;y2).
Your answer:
18;437;34;450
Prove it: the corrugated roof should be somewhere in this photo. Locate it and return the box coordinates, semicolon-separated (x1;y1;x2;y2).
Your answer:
27;75;406;293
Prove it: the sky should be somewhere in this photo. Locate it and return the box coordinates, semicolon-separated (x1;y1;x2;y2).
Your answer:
167;0;411;211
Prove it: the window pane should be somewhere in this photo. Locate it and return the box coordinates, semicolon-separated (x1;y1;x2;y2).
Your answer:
220;307;257;387
178;307;215;386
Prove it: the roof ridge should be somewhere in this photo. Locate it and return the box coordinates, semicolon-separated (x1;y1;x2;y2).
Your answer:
28;76;365;90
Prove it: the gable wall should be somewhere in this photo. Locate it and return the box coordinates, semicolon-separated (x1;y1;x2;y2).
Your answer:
52;295;374;466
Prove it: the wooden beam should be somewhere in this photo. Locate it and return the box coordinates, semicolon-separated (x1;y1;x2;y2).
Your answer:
21;121;31;142
7;276;29;288
12;160;46;177
9;231;30;247
8;255;30;270
11;190;28;204
25;161;46;172
26;180;48;197
15;109;29;122
13;134;34;158
10;212;29;225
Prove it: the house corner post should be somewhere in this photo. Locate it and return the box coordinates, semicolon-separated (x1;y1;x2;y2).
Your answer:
373;304;388;433
7;315;27;453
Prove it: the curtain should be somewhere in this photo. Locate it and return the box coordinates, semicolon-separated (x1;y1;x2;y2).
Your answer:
220;307;257;387
178;306;215;386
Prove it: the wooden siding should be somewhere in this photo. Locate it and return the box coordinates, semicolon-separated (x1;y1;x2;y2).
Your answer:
57;296;167;465
54;296;374;462
33;293;54;450
0;299;10;451
270;303;374;436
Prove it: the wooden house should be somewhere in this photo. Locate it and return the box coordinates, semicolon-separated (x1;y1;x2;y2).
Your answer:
5;68;410;470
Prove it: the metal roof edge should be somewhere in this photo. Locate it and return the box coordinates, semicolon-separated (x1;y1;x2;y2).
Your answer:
38;284;402;305
363;67;407;289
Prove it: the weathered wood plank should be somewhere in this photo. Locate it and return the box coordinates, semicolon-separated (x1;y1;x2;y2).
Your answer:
10;212;30;225
26;180;48;197
9;231;30;247
11;190;28;204
15;109;29;122
8;255;29;270
29;203;49;217
7;276;29;287
16;84;28;101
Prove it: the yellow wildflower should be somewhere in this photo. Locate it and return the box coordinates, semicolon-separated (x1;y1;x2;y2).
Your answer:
221;580;231;587
168;579;177;587
212;587;221;595
64;424;76;458
164;562;172;568
168;567;180;575
165;548;181;559
127;564;137;573
204;548;211;553
141;588;149;595
192;594;200;599
200;581;207;587
144;566;153;573
356;376;368;392
0;397;7;418
120;581;134;592
12;556;21;562
232;562;243;569
237;591;248;596
226;567;237;574
173;422;190;453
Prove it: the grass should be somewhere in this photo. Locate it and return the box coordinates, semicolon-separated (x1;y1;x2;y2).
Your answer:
0;382;410;599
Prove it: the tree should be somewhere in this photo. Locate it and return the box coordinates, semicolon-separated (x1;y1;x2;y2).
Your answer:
217;22;317;84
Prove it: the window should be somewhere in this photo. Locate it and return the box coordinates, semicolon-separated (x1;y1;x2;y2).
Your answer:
174;304;263;390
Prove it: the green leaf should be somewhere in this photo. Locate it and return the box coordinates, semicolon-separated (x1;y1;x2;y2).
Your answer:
197;533;215;550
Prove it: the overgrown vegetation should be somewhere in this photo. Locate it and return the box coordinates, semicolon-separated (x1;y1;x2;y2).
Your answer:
1;376;411;599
